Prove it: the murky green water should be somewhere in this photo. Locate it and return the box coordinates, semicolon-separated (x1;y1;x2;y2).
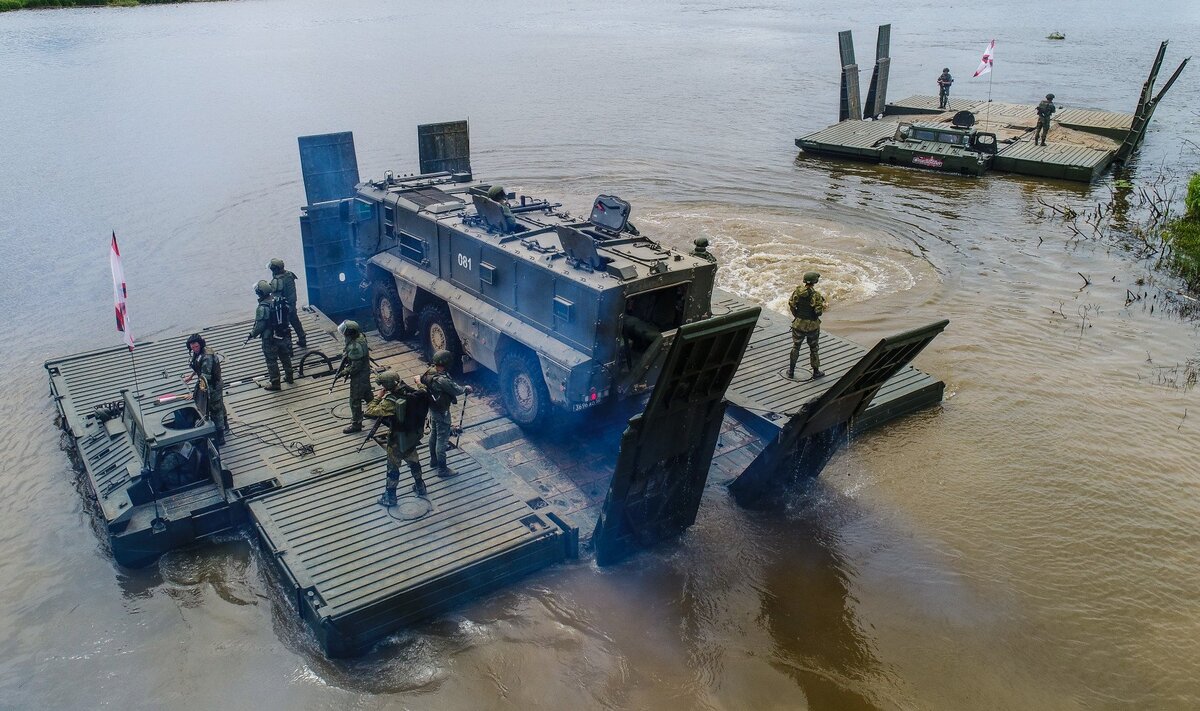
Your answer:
2;1;1198;708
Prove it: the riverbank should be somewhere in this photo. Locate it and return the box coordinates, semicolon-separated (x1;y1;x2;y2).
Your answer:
0;0;215;12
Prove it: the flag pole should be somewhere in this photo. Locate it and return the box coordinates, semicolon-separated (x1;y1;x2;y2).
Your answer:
128;347;141;396
986;65;993;132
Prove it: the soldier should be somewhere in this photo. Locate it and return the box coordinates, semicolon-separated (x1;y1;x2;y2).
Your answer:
788;271;827;380
365;370;428;504
420;349;473;477
338;319;371;434
692;237;717;264
247;280;294;391
184;333;228;446
268;258;307;348
1034;93;1057;146
486;184;519;232
937;68;954;109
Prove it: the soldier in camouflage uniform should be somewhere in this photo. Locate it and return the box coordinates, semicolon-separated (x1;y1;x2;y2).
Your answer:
365;370;428;505
247;280;293;391
937;68;954;109
268;258;307;348
1034;93;1057;146
486;184;519;232
184;333;228;446
420;349;473;477
788;271;827;380
338;319;371;434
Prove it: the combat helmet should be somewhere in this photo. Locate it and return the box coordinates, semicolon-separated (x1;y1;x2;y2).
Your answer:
1046;93;1055;100
375;370;401;389
432;349;453;367
185;333;206;351
942;67;949;72
486;184;506;201
254;280;273;298
338;319;361;337
804;271;821;284
268;258;285;273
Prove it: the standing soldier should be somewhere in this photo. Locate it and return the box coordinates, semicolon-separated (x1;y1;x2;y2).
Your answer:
365;371;428;505
420;350;473;477
1034;93;1057;146
937;68;954;109
268;258;307;348
338;319;371;434
788;271;827;380
247;280;294;391
184;333;228;446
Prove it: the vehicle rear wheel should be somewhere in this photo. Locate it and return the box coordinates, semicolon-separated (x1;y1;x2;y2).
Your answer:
373;282;409;340
499;351;551;427
418;303;463;372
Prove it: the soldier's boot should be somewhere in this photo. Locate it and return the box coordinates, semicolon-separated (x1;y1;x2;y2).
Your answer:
786;354;797;380
410;463;428;497
264;380;282;392
378;474;399;507
811;370;826;379
343;422;363;434
437;464;458;478
284;370;294;385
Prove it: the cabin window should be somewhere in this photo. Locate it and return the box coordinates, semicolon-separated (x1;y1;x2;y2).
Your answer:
480;261;496;285
397;230;426;263
912;129;938;142
384;206;395;238
553;296;574;323
937;133;964;145
356;199;375;222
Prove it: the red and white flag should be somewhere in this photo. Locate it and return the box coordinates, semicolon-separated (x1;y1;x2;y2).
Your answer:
973;39;995;77
109;231;134;350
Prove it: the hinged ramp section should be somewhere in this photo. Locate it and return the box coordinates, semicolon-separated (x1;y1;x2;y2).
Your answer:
417;120;472;176
297;132;360;205
593;307;760;566
729;319;948;507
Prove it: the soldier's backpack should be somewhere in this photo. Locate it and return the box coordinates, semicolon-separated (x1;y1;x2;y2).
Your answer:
401;386;431;433
419;370;456;409
270;294;292;337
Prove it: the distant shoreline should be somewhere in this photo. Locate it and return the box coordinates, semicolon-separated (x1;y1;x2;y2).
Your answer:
0;0;223;12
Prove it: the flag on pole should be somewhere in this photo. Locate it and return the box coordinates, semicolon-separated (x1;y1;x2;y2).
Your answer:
973;39;995;77
109;231;134;351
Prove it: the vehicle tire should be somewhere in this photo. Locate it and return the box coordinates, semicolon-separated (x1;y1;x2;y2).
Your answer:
373;282;409;340
499;350;551;427
418;303;463;371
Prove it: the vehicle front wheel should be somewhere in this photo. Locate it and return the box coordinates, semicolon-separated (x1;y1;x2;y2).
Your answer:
499;351;551;427
418;303;463;372
373;283;409;340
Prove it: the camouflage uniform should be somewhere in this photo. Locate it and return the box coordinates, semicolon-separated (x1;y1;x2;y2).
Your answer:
190;346;228;443
421;361;467;474
486;184;519;233
342;325;371;432
937;70;954;109
1034;95;1057;146
249;284;293;389
365;373;427;503
788;276;827;379
269;260;307;348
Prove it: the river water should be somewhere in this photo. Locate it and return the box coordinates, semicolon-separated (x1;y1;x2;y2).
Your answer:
2;1;1199;708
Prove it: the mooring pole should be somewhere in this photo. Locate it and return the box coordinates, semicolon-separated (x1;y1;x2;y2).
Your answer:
129;348;141;395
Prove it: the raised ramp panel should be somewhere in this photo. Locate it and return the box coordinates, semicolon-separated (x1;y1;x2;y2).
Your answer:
298;132;360;205
729;320;949;507
417;121;472;177
250;460;576;657
862;24;891;119
592;307;761;566
838;30;861;123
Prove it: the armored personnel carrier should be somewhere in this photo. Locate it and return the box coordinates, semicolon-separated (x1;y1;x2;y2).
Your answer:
299;122;728;426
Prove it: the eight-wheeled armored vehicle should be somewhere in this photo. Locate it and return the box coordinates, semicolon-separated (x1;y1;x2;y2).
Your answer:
299;122;726;426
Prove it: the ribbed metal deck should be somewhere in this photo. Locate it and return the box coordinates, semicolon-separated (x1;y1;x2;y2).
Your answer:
994;139;1114;182
795;119;895;159
713;290;944;434
883;95;1133;139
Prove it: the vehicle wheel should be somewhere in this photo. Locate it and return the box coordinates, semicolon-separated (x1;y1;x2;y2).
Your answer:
373;283;409;340
499;351;551;427
418;303;463;371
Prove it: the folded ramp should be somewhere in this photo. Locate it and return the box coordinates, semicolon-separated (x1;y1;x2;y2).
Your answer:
592;307;760;566
729;320;948;507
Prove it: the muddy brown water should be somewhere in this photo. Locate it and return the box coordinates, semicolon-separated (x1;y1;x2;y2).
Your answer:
2;1;1199;708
